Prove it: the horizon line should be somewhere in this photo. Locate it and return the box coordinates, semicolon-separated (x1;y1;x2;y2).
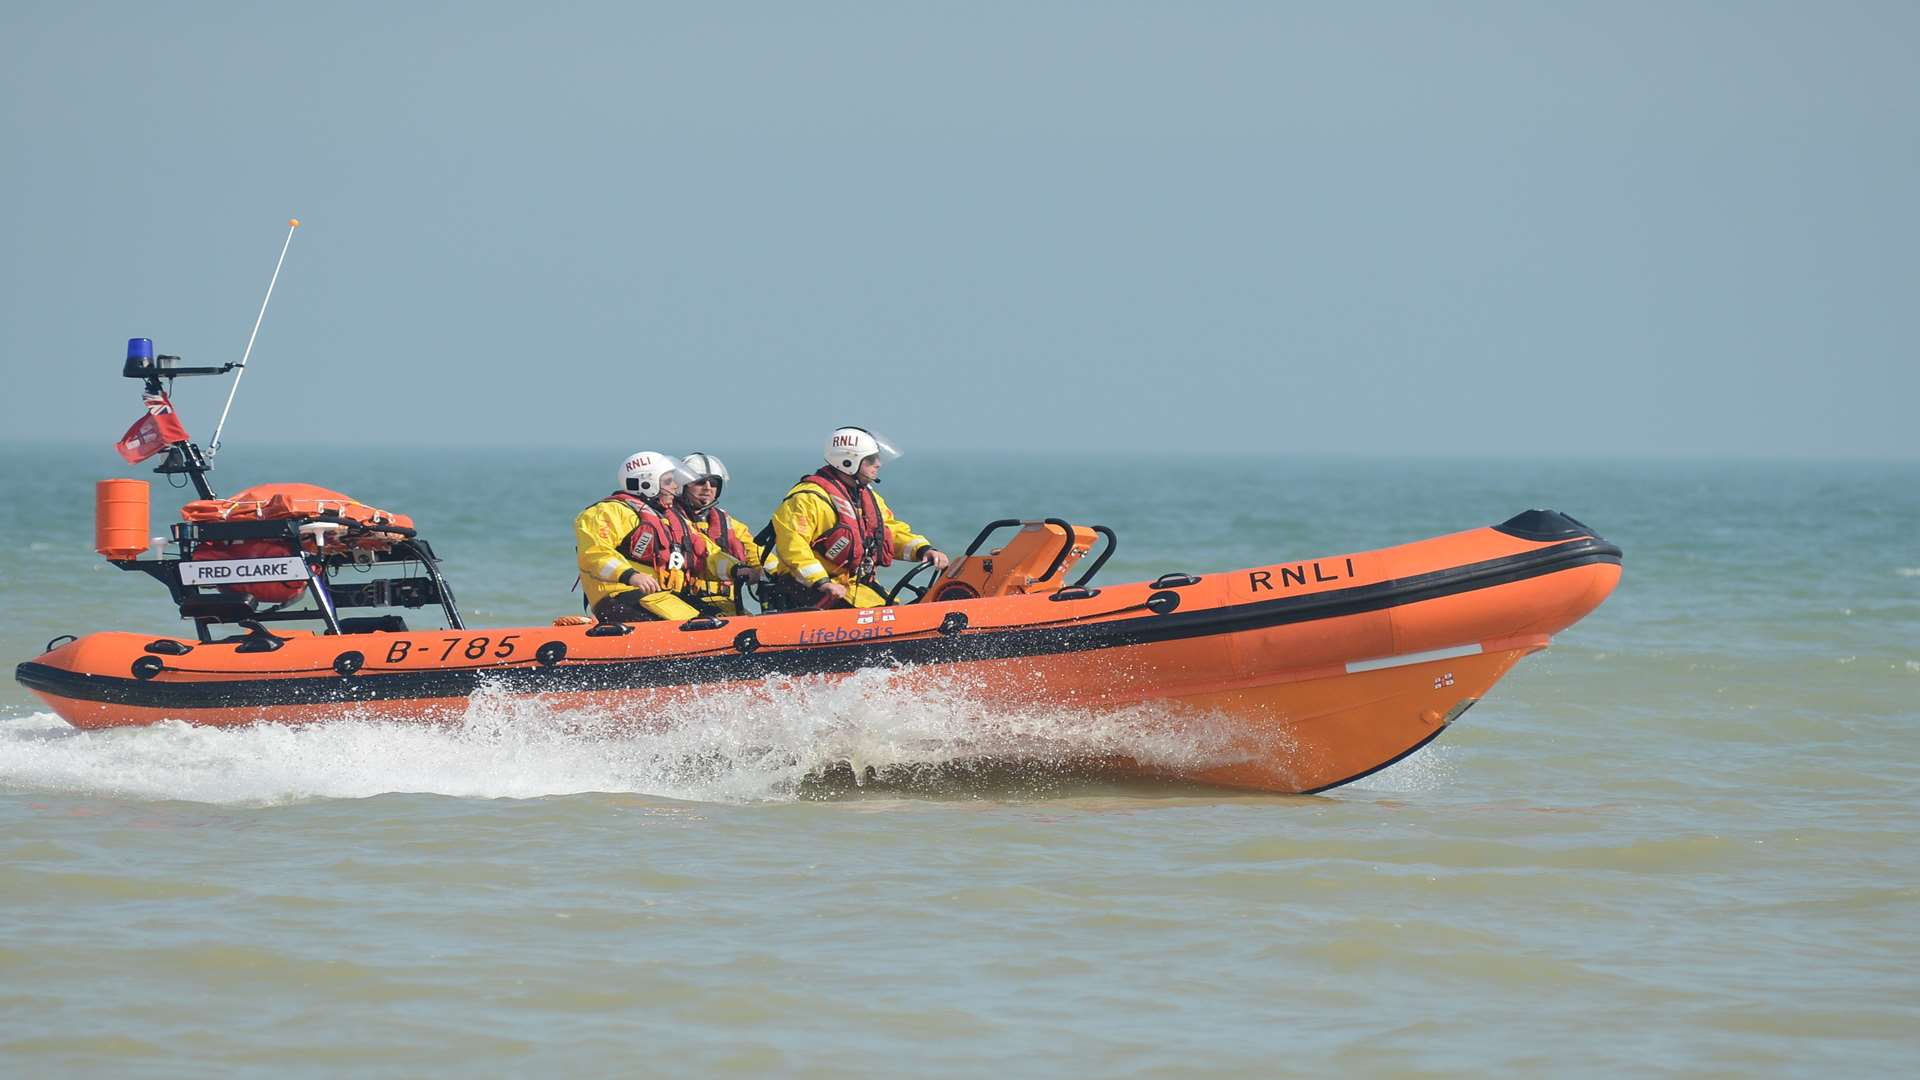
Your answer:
0;436;1915;467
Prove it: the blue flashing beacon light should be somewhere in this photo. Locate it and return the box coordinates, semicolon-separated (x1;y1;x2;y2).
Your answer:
122;337;157;379
127;337;154;363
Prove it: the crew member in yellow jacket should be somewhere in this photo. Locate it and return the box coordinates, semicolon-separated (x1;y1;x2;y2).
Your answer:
575;450;759;622
675;452;765;617
765;427;948;609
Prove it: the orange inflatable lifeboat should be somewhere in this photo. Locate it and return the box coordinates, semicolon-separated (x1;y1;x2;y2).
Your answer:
18;493;1621;794
19;335;1625;794
22;333;1624;793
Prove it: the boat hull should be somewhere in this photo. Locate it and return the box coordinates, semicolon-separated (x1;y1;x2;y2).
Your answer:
16;515;1621;794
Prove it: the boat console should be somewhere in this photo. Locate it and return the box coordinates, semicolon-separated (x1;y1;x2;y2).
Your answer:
889;519;1116;605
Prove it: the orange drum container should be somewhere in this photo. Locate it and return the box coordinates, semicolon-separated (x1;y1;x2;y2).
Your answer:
94;478;151;560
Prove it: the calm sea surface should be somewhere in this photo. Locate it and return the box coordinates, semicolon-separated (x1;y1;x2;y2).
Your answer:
3;444;1917;1076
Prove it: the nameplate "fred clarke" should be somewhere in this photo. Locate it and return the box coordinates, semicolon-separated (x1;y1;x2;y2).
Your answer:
178;556;308;586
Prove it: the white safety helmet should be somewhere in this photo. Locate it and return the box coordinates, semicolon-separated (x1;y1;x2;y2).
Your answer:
617;450;694;499
823;427;902;476
680;452;731;497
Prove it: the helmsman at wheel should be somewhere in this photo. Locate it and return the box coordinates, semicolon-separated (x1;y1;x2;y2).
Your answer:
764;427;948;609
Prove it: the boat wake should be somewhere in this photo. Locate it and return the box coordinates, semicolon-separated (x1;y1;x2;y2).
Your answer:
0;668;1263;805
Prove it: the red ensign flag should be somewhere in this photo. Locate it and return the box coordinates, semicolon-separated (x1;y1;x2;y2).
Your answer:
115;392;191;464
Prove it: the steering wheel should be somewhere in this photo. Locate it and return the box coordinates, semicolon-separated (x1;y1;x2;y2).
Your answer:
884;559;942;605
735;569;770;616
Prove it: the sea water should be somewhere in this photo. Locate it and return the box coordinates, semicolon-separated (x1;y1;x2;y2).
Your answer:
2;444;1916;1075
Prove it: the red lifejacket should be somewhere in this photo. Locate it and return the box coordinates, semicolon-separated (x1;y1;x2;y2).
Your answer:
606;491;708;575
797;468;893;579
692;504;751;564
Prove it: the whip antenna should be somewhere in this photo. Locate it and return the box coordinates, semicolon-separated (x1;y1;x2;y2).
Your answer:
208;217;300;459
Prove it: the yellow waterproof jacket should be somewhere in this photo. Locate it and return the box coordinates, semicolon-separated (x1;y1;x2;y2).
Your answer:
766;478;931;588
574;498;741;611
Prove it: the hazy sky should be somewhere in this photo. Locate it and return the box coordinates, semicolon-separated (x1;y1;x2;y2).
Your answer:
3;2;1915;459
